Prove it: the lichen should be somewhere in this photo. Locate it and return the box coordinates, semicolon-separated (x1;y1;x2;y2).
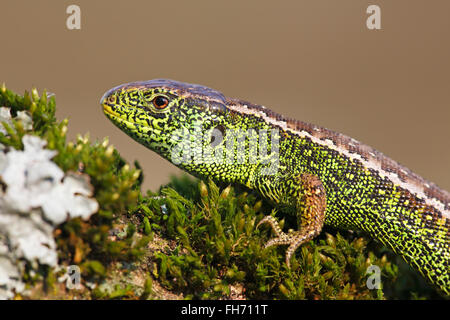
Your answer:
0;135;98;223
0;116;98;298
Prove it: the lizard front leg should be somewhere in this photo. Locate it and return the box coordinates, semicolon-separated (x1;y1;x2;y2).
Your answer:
256;172;327;268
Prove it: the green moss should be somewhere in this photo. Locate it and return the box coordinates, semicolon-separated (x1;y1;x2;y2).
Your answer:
136;175;444;299
130;178;380;299
140;273;153;300
92;283;137;300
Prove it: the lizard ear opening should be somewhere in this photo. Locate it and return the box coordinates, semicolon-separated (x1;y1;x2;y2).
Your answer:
210;125;226;147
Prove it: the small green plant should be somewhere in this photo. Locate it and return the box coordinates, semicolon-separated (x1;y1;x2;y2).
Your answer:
133;176;429;299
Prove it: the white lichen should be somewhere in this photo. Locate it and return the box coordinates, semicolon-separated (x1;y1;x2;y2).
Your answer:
0;107;32;135
1;135;98;223
0;115;99;299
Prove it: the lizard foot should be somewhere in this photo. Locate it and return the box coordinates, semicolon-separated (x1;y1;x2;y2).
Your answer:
256;173;327;268
257;215;320;268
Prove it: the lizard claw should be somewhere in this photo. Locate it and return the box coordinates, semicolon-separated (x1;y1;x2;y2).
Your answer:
256;215;284;237
257;215;319;268
257;215;293;265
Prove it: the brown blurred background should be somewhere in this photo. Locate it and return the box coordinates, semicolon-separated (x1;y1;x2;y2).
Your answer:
1;0;449;192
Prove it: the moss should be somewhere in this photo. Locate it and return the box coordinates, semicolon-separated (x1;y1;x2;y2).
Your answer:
0;85;443;300
133;177;394;299
140;273;153;300
141;176;444;299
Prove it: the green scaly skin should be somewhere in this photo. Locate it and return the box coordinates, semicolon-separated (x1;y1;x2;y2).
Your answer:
101;79;450;295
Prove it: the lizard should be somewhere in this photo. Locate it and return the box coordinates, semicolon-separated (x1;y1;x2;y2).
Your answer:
100;79;450;295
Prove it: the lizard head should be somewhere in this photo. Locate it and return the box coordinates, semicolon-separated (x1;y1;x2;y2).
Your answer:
101;79;279;182
100;79;231;172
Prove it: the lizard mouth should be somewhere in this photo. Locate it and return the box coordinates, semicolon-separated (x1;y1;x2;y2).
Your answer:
102;101;161;137
102;103;121;118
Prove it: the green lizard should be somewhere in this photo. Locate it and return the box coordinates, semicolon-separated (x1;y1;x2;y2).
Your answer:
100;79;449;295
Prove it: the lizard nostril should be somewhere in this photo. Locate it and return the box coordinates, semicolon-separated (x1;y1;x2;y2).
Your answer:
103;94;116;105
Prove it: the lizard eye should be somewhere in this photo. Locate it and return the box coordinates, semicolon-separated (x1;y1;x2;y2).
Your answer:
152;95;169;109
